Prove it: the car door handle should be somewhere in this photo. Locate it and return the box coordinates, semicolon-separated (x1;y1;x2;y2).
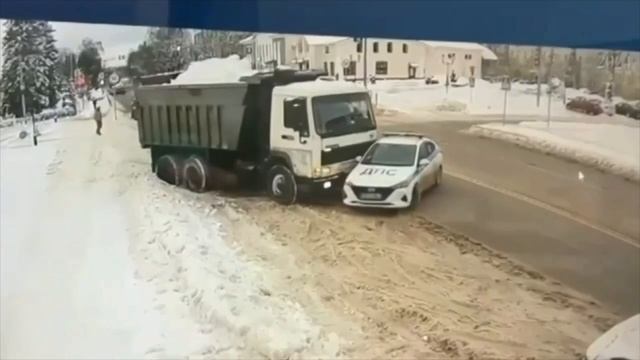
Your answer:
281;135;294;140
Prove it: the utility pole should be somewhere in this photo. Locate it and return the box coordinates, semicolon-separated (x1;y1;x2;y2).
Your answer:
441;53;455;96
19;70;26;118
536;46;542;107
363;38;368;89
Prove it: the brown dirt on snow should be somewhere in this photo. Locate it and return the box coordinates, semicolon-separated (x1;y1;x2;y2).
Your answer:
213;196;617;360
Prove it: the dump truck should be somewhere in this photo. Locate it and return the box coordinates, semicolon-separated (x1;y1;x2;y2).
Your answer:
134;69;379;204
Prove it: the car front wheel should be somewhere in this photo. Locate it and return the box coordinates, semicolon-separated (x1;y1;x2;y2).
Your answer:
409;185;421;210
434;166;443;186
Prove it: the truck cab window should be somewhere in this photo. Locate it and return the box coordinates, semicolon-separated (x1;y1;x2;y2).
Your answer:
312;93;376;138
284;98;309;137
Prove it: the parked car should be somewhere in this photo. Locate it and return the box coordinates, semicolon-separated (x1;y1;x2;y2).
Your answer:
343;133;443;209
615;101;640;120
425;76;439;85
566;96;603;115
586;313;639;360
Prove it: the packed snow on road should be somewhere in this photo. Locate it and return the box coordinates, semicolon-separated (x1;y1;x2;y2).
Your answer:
0;100;622;359
0;109;344;359
466;121;640;181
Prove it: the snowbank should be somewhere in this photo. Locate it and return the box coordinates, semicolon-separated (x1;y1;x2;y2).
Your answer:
130;178;343;358
76;91;111;120
467;121;640;181
171;55;255;85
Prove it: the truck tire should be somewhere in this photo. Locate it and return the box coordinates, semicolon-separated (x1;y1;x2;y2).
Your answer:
267;165;297;205
155;154;184;186
183;155;210;193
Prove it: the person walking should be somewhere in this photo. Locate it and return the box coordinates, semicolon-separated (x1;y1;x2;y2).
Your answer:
94;106;103;135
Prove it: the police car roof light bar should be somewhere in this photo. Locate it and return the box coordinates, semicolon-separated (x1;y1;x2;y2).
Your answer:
381;132;426;139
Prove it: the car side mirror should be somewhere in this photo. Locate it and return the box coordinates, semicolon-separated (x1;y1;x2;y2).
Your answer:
355;155;363;162
419;158;430;167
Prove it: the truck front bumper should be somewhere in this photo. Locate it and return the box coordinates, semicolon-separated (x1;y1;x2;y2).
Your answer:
297;173;347;194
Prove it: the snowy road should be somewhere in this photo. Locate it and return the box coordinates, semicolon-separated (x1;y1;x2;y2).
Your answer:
0;114;344;359
381;116;640;316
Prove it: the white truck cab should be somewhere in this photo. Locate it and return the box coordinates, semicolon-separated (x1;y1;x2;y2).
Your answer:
267;80;378;203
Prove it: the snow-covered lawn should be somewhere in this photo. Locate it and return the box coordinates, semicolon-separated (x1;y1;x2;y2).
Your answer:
0;108;342;359
370;78;634;123
467;121;640;181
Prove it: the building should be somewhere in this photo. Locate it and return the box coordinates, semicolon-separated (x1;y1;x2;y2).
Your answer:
242;33;497;79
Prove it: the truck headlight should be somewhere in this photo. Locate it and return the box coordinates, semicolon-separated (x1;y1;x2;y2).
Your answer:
313;167;331;177
391;177;412;190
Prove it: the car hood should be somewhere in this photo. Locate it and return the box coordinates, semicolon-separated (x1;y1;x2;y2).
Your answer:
347;164;416;187
586;314;640;360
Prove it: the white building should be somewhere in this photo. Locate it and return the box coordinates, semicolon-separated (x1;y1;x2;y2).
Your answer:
241;34;497;80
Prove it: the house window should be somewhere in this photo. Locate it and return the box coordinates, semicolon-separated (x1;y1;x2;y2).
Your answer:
356;41;362;53
330;62;335;76
402;43;408;53
387;42;393;53
465;54;472;60
375;61;388;75
324;62;328;74
373;42;379;53
325;46;330;54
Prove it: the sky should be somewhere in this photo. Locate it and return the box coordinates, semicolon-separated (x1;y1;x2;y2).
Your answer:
51;21;149;56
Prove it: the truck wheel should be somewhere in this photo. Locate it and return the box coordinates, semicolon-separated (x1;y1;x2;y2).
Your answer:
155;154;184;186
267;165;297;205
183;155;210;193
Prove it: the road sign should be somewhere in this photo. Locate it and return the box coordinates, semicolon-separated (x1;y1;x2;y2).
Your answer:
342;58;350;69
109;72;120;86
469;76;476;88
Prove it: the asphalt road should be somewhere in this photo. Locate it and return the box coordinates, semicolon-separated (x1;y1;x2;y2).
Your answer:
381;117;640;317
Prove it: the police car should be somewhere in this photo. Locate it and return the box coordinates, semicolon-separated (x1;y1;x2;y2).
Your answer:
343;133;443;209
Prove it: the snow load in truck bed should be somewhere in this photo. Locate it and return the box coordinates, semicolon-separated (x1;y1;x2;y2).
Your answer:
171;55;256;85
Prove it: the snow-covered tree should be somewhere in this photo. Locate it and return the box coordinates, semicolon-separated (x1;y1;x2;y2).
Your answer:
0;20;50;117
38;21;62;107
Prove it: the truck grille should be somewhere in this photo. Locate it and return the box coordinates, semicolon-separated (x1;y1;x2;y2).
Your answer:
321;141;374;165
351;186;394;201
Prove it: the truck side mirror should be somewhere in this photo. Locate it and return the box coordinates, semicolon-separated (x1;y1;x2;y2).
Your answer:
355;155;363;162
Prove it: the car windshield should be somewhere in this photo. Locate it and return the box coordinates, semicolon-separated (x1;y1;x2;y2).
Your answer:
361;143;416;166
312;93;376;137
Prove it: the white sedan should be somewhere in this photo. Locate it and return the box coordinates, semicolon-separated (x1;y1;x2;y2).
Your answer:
342;133;443;209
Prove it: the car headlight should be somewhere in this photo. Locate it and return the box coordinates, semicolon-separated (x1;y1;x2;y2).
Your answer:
391;177;412;190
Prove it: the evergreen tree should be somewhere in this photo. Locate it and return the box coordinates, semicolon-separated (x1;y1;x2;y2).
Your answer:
77;38;102;87
38;21;62;107
0;20;50;117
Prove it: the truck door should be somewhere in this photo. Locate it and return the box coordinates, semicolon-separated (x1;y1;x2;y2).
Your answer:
272;97;313;177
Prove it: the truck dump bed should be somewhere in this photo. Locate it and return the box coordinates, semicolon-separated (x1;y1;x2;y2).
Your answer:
135;82;249;151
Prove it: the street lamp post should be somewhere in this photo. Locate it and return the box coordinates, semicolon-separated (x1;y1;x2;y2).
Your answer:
441;53;455;96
